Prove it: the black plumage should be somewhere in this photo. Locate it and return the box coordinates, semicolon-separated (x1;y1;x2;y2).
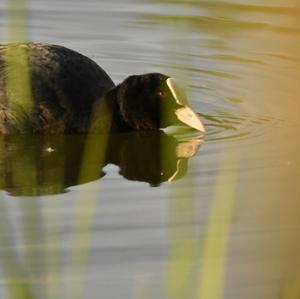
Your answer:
0;43;204;134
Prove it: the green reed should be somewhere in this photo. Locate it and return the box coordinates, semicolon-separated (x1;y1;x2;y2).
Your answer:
0;192;37;299
156;7;239;299
66;134;111;299
2;0;41;298
4;1;63;299
196;150;238;299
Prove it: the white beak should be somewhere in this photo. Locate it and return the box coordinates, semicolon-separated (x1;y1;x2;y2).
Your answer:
166;78;206;132
175;106;206;132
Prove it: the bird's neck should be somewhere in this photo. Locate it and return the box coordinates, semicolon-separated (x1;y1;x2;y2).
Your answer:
90;86;132;133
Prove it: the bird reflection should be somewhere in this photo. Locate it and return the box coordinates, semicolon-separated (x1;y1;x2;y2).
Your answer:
0;131;203;196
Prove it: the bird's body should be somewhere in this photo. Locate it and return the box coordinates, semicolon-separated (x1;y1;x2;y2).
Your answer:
0;43;205;134
0;43;116;134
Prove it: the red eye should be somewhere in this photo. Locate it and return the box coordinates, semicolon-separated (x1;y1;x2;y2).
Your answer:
158;91;167;98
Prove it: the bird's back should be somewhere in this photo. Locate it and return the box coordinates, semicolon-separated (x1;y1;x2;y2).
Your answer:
0;43;115;133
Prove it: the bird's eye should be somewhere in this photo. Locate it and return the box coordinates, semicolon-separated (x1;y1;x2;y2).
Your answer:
158;91;167;98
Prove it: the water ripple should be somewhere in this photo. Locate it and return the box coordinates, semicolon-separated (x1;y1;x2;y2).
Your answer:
145;14;300;36
185;1;300;16
202;111;280;142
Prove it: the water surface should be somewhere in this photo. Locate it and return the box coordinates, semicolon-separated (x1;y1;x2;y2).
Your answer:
0;0;300;298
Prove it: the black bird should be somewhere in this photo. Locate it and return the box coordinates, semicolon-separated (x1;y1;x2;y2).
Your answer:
0;43;205;134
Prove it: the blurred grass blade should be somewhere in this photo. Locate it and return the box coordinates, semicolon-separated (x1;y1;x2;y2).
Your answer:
197;149;239;299
0;193;36;299
5;44;33;116
6;0;28;43
282;272;300;299
164;180;198;299
5;0;33;127
3;1;46;299
66;130;111;299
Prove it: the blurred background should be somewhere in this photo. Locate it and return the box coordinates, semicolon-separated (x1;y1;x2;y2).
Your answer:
0;0;300;298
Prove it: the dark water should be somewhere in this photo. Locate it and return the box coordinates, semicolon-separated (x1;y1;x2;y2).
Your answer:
1;0;300;298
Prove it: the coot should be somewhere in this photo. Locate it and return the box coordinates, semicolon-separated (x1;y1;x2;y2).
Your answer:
0;43;205;134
